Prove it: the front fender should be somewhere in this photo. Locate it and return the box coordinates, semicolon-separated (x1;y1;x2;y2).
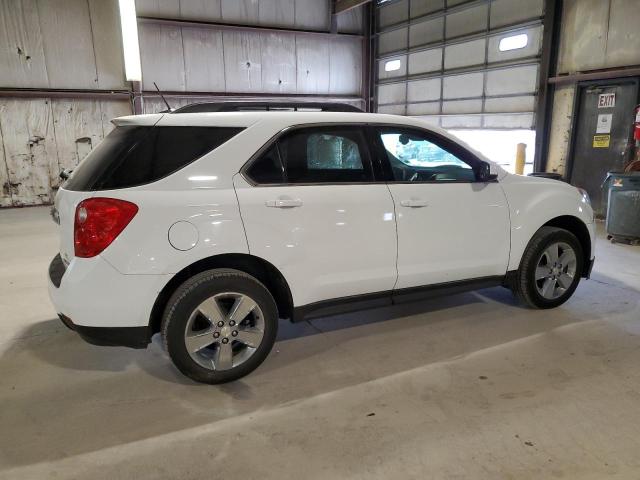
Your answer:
500;175;594;271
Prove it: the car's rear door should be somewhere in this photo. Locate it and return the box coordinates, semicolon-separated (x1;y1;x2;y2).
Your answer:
234;124;398;309
371;125;510;289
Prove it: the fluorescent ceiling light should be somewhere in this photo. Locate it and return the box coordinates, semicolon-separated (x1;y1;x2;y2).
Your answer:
118;0;142;81
385;59;401;72
499;33;528;52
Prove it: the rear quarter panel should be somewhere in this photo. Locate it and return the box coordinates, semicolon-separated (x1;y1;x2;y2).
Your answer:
500;175;595;271
94;120;282;276
98;187;248;275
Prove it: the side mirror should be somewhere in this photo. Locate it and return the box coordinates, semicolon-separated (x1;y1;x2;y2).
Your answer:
476;162;498;182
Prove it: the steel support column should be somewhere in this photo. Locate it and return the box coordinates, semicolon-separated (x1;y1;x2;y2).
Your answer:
534;0;563;172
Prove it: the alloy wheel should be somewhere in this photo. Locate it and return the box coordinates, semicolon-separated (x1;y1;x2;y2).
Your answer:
184;292;265;371
534;242;577;300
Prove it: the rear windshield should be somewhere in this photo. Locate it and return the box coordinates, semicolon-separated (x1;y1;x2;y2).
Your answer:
64;126;244;191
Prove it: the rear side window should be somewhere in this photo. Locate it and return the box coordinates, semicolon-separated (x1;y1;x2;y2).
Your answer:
246;145;285;184
65;126;243;191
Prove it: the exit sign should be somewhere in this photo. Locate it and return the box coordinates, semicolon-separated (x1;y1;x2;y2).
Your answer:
598;93;616;108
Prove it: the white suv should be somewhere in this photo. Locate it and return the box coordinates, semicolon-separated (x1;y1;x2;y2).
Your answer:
48;102;595;384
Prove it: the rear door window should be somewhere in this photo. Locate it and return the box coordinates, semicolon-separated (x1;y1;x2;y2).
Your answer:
277;126;373;184
65;126;244;191
244;125;374;185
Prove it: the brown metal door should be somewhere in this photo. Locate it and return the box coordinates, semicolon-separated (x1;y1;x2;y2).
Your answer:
569;80;639;216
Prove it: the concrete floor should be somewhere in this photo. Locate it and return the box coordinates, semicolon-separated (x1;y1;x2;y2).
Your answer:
1;206;640;480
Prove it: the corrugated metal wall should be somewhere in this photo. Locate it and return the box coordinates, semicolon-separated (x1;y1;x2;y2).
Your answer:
134;0;365;113
374;0;544;129
0;0;365;207
0;0;130;207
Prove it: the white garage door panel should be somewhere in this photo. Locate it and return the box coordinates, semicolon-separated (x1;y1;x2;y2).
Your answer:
443;73;484;99
378;83;407;105
410;0;444;18
490;0;544;29
409;17;444;47
441;115;483;128
484;95;536;113
379;27;408;54
408;48;442;75
484;113;534;129
444;39;486;70
414;115;441;127
378;104;406;115
488;25;543;63
378;105;406;115
378;0;409;28
378;56;408;80
375;0;543;130
407;101;441;115
446;3;489;38
407;78;441;102
485;65;538;96
443;99;483;114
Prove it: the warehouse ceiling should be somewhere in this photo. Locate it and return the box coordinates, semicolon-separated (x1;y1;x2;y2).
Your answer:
375;0;544;129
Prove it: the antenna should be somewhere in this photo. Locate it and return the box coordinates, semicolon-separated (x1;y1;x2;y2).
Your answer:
153;82;172;112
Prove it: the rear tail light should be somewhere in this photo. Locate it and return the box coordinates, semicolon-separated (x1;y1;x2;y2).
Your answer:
74;198;138;258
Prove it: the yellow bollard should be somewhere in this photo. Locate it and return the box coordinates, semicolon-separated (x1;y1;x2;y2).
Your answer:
515;143;526;175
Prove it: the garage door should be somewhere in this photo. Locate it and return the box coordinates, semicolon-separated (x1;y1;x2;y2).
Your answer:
375;0;544;129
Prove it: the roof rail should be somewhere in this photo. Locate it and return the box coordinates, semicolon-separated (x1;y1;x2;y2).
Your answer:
171;102;363;114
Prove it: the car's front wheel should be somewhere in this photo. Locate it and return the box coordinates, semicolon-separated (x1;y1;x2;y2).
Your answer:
512;226;584;309
161;269;278;384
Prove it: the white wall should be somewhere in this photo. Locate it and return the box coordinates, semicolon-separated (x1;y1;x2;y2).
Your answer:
0;0;130;206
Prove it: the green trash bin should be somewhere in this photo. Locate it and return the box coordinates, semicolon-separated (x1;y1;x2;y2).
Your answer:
605;172;640;243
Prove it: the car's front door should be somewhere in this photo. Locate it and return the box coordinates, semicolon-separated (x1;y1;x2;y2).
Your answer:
372;126;510;289
234;125;398;309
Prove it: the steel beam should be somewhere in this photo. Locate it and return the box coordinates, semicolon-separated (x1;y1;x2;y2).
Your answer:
138;91;363;101
0;88;130;100
137;16;363;39
361;2;374;112
549;66;640;85
335;0;372;14
135;91;365;111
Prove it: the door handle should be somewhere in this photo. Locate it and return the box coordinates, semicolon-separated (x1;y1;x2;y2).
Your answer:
265;199;303;208
400;199;428;208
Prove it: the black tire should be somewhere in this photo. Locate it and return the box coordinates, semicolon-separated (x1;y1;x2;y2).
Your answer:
512;226;584;309
161;268;278;384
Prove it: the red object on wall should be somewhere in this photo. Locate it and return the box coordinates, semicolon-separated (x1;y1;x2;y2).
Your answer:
635;104;640;141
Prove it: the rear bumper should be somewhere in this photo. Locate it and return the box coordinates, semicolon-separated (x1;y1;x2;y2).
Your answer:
58;313;150;348
48;254;171;348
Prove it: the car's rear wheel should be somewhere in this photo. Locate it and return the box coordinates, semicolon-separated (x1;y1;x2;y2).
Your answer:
161;269;278;384
512;226;584;309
